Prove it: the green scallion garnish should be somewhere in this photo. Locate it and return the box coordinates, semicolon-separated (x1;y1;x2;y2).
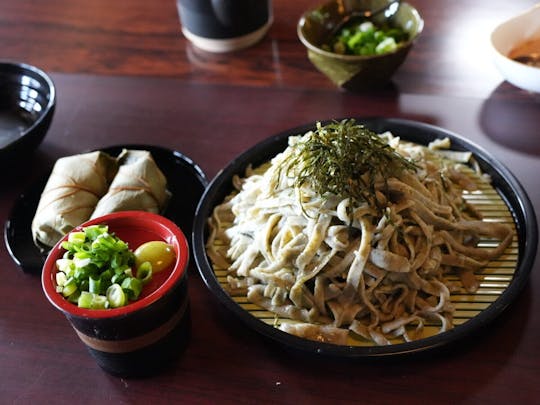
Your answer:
56;224;153;309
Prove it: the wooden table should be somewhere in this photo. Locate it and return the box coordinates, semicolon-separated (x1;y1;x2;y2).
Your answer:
1;1;539;403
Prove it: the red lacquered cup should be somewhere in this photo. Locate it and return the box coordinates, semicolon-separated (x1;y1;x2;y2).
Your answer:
42;211;190;377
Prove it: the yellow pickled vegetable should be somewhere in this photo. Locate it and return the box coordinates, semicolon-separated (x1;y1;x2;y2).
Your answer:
134;241;176;273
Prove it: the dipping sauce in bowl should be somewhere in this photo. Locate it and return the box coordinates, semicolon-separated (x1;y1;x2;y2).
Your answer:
490;4;540;92
508;38;540;67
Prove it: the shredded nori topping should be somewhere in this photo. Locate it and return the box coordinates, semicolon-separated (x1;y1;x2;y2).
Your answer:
279;119;418;205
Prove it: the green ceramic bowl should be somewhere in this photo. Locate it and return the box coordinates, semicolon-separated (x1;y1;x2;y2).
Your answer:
297;0;423;90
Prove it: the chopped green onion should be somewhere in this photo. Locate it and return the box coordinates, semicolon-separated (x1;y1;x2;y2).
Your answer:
323;20;409;56
137;262;153;285
62;278;78;297
55;224;156;309
68;231;86;244
121;277;142;301
73;256;91;268
106;284;126;308
111;272;125;285
89;276;102;294
56;258;72;273
56;271;67;287
375;37;397;54
79;279;89;292
91;294;108;309
78;291;94;308
100;269;113;283
67;291;80;304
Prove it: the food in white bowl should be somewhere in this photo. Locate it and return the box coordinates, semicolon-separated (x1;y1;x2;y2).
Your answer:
490;4;540;92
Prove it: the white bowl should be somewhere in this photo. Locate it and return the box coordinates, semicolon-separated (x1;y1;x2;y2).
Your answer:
490;4;540;93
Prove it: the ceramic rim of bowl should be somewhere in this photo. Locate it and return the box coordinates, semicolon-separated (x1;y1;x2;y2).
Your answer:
41;211;189;319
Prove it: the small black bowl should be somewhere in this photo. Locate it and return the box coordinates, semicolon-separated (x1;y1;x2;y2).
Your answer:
0;61;56;164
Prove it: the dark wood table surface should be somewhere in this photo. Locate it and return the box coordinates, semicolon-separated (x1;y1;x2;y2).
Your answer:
1;1;540;403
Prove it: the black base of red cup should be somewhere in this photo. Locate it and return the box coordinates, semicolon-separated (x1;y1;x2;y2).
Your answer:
87;304;191;378
66;272;191;378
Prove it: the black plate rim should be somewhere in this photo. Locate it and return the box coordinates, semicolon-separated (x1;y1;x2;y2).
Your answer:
4;143;208;273
192;117;538;358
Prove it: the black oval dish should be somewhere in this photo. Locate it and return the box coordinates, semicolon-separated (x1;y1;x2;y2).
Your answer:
192;117;538;358
4;144;208;273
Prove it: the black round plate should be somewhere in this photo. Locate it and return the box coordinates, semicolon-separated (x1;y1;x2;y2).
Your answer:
4;144;208;274
192;117;537;358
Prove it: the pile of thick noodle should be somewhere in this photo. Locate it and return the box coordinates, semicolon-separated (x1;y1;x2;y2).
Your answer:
206;129;513;345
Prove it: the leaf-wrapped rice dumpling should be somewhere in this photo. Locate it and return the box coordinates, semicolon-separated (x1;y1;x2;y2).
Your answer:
31;151;118;248
90;149;171;219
